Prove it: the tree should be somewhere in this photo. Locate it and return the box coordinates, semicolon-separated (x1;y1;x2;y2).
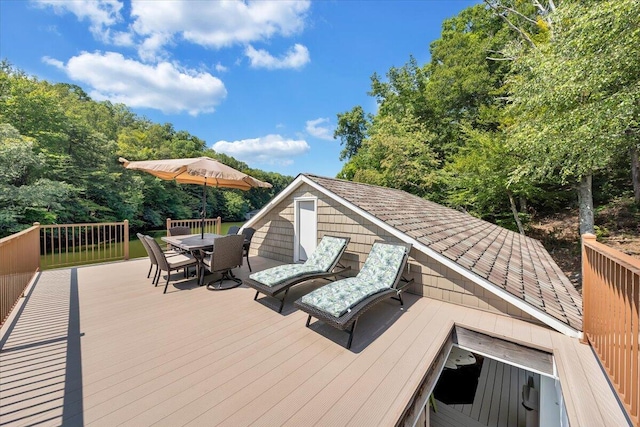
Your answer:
339;4;526;207
0;62;289;235
338;114;439;196
446;124;539;233
0;124;76;234
506;0;640;234
334;106;369;161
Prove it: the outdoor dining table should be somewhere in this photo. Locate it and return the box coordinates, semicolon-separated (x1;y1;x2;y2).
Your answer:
162;233;222;285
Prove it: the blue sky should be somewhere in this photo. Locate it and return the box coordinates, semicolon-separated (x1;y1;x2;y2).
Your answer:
1;0;479;178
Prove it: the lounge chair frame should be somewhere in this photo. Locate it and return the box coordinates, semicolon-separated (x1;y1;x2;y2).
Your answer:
245;235;351;313
294;241;414;349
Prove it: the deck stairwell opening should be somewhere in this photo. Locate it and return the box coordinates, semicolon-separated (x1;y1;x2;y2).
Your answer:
398;326;566;427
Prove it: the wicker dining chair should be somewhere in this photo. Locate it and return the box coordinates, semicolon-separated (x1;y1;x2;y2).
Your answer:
137;232;183;283
144;235;198;294
226;225;240;235
202;234;244;290
240;227;256;272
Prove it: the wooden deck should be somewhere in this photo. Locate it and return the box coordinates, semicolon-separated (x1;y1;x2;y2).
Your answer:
438;358;540;427
0;257;630;426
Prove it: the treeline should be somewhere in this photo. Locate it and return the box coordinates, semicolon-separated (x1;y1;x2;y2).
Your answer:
335;0;639;235
0;62;292;238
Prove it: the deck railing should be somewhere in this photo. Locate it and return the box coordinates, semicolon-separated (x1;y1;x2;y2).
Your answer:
40;220;130;270
166;217;221;236
582;233;640;426
0;224;41;325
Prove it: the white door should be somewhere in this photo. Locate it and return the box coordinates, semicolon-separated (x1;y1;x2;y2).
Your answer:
294;198;317;262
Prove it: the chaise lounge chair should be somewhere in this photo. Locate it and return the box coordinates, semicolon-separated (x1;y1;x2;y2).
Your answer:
245;235;351;313
294;241;413;349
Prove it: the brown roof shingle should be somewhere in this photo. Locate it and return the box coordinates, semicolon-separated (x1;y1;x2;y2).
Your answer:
305;174;583;331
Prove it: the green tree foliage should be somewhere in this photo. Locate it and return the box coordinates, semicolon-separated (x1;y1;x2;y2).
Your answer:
0;124;76;234
334;105;369;161
338;4;534;225
506;0;640;233
340;114;438;197
0;62;293;237
335;1;638;236
445;125;540;232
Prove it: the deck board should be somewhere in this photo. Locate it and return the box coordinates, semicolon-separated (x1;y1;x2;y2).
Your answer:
431;400;487;427
0;257;629;427
349;306;456;426
507;364;519;427
285;299;441;426
439;358;538;427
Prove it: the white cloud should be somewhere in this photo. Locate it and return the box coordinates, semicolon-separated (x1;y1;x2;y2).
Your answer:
35;0;312;67
34;0;123;42
130;0;310;59
42;56;64;69
305;118;334;140
215;62;228;73
212;134;309;165
137;32;173;62
110;30;134;47
46;51;227;115
245;44;310;70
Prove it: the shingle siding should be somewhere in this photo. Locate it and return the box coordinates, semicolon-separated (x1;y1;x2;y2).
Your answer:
249;193;295;263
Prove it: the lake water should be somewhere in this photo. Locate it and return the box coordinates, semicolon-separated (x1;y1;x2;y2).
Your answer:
41;222;246;269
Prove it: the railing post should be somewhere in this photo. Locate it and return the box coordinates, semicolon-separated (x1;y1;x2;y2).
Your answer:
216;216;221;234
166;218;172;234
33;222;41;272
581;233;596;344
123;219;129;260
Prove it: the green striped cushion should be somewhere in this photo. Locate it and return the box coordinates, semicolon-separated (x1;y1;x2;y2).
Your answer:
300;243;406;317
249;236;348;287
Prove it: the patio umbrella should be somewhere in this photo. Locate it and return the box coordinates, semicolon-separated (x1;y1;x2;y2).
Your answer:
119;156;272;238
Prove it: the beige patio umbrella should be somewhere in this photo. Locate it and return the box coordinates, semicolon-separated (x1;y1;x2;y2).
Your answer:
119;156;272;238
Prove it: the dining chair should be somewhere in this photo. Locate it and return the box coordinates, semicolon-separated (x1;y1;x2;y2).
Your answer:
144;235;198;294
203;234;244;290
241;227;256;272
137;232;183;283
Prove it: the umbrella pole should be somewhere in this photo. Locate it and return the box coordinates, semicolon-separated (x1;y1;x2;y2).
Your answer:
201;179;206;239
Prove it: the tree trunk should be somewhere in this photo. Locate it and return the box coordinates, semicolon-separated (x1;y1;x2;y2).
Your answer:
519;196;528;212
578;174;594;235
507;190;525;235
631;145;640;204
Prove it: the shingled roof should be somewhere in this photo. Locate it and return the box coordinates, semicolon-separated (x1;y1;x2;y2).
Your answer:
304;174;583;332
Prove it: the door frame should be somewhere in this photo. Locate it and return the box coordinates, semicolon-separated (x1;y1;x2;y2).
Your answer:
293;196;317;262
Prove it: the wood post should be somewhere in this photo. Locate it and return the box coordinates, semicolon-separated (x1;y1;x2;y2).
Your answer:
581;233;596;345
124;219;129;260
33;222;41;272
